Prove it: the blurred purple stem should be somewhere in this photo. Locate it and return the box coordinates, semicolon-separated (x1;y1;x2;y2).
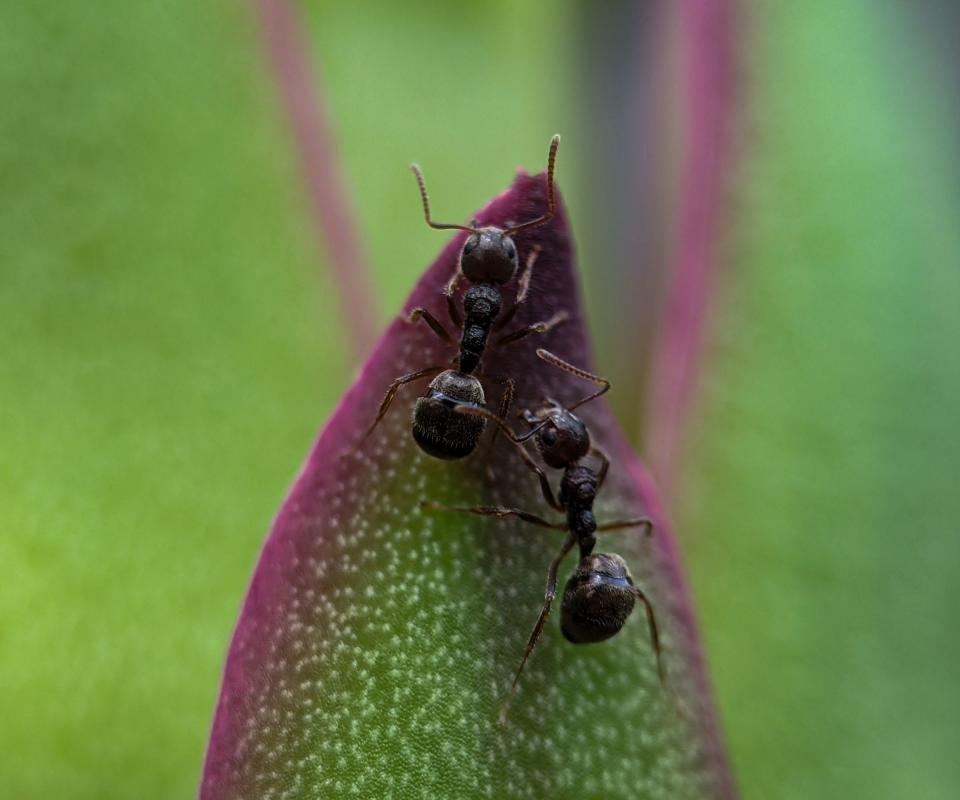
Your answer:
256;0;378;359
646;0;736;498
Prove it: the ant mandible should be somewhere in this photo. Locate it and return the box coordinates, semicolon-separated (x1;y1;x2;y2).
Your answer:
359;136;568;460
423;349;664;723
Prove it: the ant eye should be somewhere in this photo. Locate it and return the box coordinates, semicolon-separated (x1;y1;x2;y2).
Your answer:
463;237;477;255
540;426;557;447
504;240;516;260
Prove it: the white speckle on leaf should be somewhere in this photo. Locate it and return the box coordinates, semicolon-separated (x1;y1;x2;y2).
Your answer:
205;178;729;799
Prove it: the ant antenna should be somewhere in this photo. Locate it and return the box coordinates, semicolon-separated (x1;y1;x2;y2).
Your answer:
535;348;610;410
410;164;479;234
455;404;550;444
503;134;560;236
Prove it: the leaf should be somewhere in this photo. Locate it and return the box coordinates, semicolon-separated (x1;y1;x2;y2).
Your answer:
202;173;734;798
677;4;960;798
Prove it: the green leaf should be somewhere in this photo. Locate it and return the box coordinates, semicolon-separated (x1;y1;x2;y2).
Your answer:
681;4;960;798
203;174;733;798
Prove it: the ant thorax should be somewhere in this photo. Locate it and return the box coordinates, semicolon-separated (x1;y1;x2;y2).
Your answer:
559;465;599;512
560;466;599;554
458;285;503;374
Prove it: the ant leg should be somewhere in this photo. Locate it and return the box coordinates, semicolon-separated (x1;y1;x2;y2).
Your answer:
472;373;513;482
632;585;666;685
409;307;453;344
360;366;445;443
535;349;610;410
589;446;610;492
584;509;664;686
481;374;514;449
595;518;654;536
498;533;576;725
497;376;515;424
495;245;541;331
494;311;568;348
595;513;659;680
453;405;563;511
420;501;564;529
520;408;542;425
443;269;463;329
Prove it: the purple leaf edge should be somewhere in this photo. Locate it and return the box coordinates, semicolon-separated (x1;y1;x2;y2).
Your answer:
201;171;736;798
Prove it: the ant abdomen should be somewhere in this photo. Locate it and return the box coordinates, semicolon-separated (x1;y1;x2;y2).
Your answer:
560;553;637;644
412;370;487;460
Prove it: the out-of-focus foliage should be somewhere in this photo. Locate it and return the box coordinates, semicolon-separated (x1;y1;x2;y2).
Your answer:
682;4;960;799
301;1;573;316
0;3;343;796
2;0;959;798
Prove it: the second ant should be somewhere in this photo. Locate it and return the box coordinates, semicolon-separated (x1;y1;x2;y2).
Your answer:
423;349;665;724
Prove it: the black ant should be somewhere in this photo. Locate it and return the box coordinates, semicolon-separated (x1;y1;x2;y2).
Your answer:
422;349;664;723
358;136;568;460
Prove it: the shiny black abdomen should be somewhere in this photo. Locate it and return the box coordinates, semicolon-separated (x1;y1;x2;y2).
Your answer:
560;567;636;644
412;370;486;459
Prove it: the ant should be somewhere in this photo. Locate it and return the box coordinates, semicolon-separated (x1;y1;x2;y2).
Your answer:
358;136;568;460
422;349;664;723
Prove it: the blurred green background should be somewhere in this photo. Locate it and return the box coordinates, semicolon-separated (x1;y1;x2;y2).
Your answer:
1;1;957;798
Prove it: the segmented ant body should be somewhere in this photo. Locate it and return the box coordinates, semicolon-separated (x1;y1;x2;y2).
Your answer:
424;349;664;723
359;136;567;460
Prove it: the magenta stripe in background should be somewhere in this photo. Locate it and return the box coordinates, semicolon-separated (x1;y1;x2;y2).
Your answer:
646;0;737;499
255;0;379;359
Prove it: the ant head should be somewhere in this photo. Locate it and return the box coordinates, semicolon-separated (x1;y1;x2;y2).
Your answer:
410;135;561;283
560;553;636;644
526;403;590;469
459;227;518;285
